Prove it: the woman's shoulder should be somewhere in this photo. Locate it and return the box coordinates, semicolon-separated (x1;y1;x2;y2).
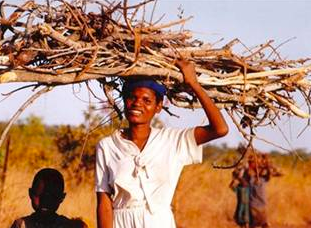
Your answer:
156;126;195;137
97;130;120;145
96;129;129;157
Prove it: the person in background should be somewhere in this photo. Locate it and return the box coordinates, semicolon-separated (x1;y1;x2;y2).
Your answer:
230;161;250;228
248;153;282;228
96;59;229;228
10;168;88;228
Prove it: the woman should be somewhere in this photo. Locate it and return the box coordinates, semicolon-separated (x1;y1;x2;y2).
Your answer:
96;60;228;228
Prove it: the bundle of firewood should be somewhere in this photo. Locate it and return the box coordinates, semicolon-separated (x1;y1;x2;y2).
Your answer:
0;0;310;134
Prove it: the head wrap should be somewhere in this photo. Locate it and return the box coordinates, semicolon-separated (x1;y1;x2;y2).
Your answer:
122;78;166;98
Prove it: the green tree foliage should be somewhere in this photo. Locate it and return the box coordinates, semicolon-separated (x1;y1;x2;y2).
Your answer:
0;108;125;179
7;115;57;168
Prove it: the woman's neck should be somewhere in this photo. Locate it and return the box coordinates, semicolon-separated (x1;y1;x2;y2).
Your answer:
127;124;151;139
124;124;151;151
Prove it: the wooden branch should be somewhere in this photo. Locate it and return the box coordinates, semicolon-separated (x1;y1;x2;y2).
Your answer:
225;64;311;81
0;0;310;136
0;67;183;84
265;92;310;118
110;30;192;43
212;137;254;169
103;82;123;120
38;23;82;49
0;136;11;211
144;16;193;32
0;87;52;149
2;65;309;89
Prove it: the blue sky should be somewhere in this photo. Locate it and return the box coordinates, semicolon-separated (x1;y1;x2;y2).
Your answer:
1;0;311;152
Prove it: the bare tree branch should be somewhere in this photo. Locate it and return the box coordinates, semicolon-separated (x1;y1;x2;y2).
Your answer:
0;87;52;149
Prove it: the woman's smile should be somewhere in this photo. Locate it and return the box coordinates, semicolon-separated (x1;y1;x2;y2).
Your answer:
128;109;143;116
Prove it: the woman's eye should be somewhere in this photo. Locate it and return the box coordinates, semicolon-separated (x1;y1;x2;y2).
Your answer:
143;98;151;104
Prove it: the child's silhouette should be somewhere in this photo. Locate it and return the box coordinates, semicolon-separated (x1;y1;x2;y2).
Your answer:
10;168;87;228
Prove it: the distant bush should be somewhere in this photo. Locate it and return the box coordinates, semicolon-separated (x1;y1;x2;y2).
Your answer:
1;114;310;183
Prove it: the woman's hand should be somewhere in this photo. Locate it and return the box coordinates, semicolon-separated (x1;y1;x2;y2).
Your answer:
175;59;198;86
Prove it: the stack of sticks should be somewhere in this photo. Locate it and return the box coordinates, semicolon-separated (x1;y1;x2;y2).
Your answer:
0;0;310;137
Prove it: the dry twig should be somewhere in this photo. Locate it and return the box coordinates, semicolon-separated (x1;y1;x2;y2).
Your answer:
0;0;310;156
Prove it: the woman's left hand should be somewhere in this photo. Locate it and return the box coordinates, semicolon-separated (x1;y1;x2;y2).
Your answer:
175;59;198;86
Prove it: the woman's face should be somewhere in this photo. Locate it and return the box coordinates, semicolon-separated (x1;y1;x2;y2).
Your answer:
124;87;162;125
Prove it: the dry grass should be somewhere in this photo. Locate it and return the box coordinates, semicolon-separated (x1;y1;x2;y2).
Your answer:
1;160;311;228
173;162;311;228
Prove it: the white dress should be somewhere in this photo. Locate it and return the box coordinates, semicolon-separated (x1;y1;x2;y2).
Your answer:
95;127;203;228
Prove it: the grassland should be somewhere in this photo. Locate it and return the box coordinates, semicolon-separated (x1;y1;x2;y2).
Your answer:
1;157;311;228
0;117;310;227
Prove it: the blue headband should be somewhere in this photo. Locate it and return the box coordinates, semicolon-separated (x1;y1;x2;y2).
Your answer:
123;79;166;97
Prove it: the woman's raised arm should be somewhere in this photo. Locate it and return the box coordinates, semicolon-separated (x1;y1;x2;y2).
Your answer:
176;59;229;145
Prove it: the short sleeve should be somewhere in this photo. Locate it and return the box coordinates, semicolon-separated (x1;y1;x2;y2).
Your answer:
175;128;203;165
95;141;112;193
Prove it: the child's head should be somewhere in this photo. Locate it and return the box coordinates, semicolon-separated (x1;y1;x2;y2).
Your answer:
29;168;66;214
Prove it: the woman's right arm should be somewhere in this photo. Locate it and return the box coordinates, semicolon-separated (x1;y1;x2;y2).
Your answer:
97;192;113;228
